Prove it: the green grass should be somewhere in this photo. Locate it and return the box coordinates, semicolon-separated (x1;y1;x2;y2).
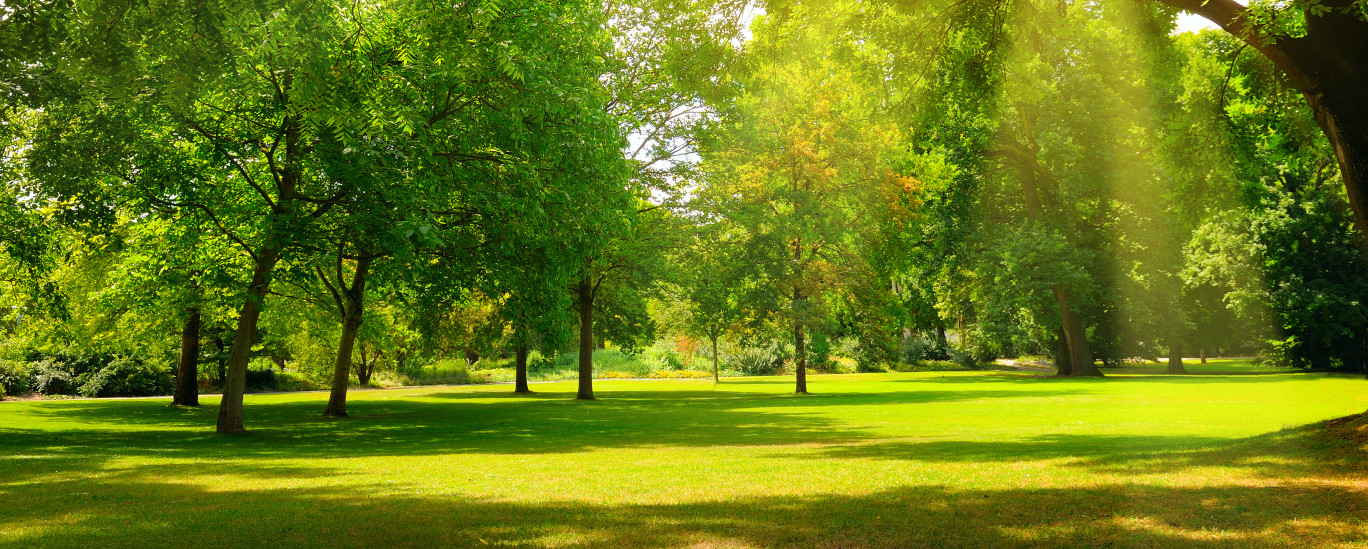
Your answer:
1103;357;1296;375
2;371;1367;548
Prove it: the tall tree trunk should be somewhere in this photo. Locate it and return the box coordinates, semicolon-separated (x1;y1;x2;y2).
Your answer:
215;103;303;434
1200;347;1207;364
514;339;530;394
216;246;282;434
1167;341;1187;374
577;276;595;400
1054;285;1102;377
173;307;201;406
710;331;719;383
935;325;949;360
794;286;808;395
325;257;372;418
1054;330;1073;377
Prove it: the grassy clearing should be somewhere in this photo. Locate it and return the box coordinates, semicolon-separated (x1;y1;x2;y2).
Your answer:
2;372;1366;548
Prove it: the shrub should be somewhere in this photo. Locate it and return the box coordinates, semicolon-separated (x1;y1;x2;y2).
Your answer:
34;358;75;395
856;332;898;372
808;334;833;371
74;357;174;398
723;345;786;376
0;359;35;396
245;368;278;392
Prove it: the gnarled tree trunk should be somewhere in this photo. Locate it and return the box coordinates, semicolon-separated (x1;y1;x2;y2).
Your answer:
173;307;200;406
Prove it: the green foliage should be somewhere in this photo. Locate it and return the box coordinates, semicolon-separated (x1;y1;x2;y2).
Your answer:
722;345;787;376
0;359;36;396
74;357;173;398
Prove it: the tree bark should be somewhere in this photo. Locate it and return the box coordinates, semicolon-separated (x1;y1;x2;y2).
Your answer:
1054;285;1102;377
794;287;808;395
216;246;282;433
324;257;372;418
514;340;531;394
173;307;201;406
1054;329;1073;377
1167;341;1187;374
576;275;595;400
710;331;719;383
1155;0;1368;245
1199;346;1207;364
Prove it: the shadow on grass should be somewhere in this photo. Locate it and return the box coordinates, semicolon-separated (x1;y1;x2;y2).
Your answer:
3;380;1367;547
2;468;1366;548
0;386;1085;465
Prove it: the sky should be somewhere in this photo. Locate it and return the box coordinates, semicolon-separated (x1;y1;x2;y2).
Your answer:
1173;11;1221;34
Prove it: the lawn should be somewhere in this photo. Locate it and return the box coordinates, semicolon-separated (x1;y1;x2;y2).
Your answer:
2;371;1367;548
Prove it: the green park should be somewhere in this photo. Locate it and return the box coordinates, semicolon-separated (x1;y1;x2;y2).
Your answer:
2;0;1367;547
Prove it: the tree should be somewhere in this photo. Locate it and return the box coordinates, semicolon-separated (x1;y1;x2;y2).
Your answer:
565;0;749;400
1154;0;1368;244
701;3;913;392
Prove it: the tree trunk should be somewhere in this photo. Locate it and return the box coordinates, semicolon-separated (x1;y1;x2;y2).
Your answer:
1167;341;1187;374
1199;347;1207;364
216;246;282;434
325;257;372;418
794;287;808;394
514;340;530;394
710;332;719;383
576;276;595;400
1054;285;1102;377
214;336;226;386
935;325;949;360
215;104;303;434
1054;330;1073;377
355;344;377;386
173;307;201;406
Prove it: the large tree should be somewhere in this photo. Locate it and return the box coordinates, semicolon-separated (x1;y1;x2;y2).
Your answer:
1153;0;1368;243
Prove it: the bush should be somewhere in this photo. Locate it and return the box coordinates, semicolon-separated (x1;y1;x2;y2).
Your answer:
34;358;74;395
245;369;278;392
723;345;786;376
808;334;833;371
74;357;174;398
0;359;35;396
856;331;898;372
